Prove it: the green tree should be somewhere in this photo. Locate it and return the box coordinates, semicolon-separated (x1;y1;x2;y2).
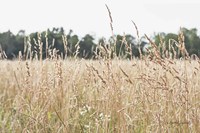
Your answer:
154;28;200;58
79;34;96;59
181;28;200;56
0;30;24;59
154;32;178;58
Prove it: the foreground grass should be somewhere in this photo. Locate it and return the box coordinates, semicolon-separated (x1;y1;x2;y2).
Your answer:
0;59;200;132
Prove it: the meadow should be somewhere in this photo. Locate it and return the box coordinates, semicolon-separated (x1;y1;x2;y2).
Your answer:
0;8;200;131
0;55;199;132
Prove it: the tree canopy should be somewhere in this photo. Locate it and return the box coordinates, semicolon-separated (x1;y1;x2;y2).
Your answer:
0;27;200;60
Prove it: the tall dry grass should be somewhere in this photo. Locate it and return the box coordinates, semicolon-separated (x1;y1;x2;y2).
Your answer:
0;56;200;132
0;5;200;133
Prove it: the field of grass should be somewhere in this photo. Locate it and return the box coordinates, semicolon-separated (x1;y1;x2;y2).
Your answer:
0;17;199;132
0;57;199;132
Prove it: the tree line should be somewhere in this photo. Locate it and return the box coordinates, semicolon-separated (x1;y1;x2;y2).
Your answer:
0;27;200;59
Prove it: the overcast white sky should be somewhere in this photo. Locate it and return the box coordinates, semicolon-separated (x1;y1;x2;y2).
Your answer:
0;0;200;38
